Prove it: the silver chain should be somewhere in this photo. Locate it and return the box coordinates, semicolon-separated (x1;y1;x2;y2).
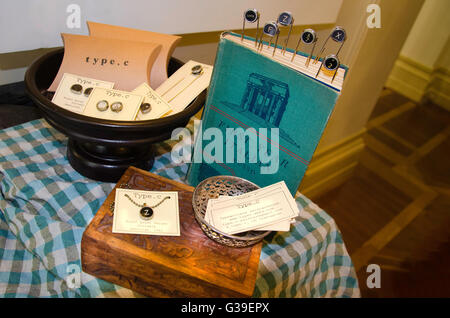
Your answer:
124;194;170;208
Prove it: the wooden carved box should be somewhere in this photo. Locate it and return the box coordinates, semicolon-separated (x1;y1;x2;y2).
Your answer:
81;167;262;297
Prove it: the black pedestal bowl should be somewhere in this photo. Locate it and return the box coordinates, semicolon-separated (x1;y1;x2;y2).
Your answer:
25;48;205;182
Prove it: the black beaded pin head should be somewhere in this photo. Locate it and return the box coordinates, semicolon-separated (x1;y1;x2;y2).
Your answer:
315;54;341;83
313;26;347;65
291;28;318;65
258;21;280;57
242;8;260;47
277;11;294;55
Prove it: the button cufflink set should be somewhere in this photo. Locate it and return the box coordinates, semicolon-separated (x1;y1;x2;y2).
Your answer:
95;100;123;112
70;84;93;97
91;64;204;117
241;9;347;83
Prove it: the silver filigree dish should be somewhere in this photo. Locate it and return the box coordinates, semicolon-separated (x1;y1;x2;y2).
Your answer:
192;175;271;248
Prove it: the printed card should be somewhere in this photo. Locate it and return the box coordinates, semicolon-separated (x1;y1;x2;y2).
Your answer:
207;181;299;235
155;60;213;115
132;83;172;120
204;196;291;232
51;73;114;113
112;189;180;236
83;87;143;121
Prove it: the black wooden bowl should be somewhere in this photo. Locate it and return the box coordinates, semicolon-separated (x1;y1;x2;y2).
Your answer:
25;48;205;182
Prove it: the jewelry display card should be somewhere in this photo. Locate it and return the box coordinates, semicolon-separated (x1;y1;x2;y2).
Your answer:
132;83;172;120
48;33;162;92
51;73;115;113
84;87;143;121
87;21;181;89
204;196;292;232
155;60;213;115
206;181;299;235
112;189;180;236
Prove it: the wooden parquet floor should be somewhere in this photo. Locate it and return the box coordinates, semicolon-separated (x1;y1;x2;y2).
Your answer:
315;88;450;297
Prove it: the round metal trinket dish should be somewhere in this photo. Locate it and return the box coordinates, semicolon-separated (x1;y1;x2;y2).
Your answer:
192;175;271;248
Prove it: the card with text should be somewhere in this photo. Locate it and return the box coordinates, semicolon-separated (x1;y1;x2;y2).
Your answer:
155;60;213;115
84;87;143;121
132;82;172;120
51;73;114;113
207;181;299;235
112;189;180;236
204;196;291;232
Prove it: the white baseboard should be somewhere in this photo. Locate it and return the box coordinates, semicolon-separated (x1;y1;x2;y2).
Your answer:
428;68;450;111
385;55;432;103
386;55;450;111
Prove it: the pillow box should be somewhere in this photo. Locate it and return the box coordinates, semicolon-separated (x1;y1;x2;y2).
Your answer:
87;21;182;89
48;34;162;92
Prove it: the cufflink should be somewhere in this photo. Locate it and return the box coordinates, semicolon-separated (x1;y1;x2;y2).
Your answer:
191;65;203;75
83;87;93;97
96;100;109;112
111;101;123;113
140;102;152;114
70;84;83;95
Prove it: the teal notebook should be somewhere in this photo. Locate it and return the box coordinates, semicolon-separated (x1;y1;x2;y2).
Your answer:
186;32;348;195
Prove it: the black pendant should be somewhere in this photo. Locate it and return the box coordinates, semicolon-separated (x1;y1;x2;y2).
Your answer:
140;206;154;220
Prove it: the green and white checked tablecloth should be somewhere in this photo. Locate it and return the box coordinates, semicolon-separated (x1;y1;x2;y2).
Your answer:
0;118;360;298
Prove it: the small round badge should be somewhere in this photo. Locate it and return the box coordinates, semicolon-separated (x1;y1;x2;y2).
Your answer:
111;101;123;113
96;100;109;112
140;102;152;114
70;84;83;95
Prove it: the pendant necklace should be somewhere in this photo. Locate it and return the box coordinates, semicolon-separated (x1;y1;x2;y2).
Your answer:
124;193;171;221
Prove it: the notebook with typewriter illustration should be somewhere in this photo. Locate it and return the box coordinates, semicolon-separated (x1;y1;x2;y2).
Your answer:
186;31;348;195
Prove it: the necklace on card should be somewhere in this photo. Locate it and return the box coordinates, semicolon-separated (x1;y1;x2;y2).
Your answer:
124;193;170;220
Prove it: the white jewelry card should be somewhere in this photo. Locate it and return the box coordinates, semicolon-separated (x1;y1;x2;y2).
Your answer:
83;87;143;121
204;196;291;232
206;181;299;235
112;189;180;236
132;83;172;120
51;73;115;113
155;60;213;115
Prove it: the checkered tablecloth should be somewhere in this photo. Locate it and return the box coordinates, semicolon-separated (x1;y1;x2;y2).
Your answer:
0;118;359;298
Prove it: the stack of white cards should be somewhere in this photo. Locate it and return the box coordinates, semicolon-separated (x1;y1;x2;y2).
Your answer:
204;181;300;235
